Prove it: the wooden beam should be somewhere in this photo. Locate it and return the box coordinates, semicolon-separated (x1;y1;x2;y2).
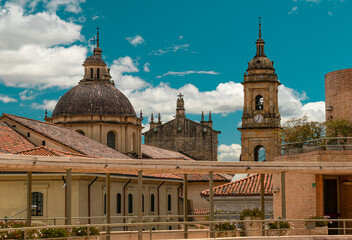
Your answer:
137;170;143;240
106;173;111;240
209;171;214;238
26;171;32;227
183;174;188;239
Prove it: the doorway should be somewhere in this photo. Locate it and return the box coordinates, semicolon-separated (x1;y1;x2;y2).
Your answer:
323;177;339;235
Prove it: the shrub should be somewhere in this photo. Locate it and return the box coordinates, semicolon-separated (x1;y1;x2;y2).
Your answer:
0;220;39;239
306;215;329;227
267;220;291;229
215;222;236;237
39;228;69;238
71;226;100;236
240;208;265;220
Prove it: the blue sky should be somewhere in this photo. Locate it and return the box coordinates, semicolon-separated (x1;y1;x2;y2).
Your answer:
0;0;349;160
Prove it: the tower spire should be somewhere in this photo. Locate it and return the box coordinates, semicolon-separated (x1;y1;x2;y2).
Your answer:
258;16;262;39
97;25;100;48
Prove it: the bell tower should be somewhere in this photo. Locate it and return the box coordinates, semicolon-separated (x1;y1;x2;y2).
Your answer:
239;19;281;162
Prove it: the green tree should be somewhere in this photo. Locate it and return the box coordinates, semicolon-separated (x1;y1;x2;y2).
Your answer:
280;115;325;144
325;118;352;137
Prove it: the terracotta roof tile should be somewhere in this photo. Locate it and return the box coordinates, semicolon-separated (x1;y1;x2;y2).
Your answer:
0;122;34;153
15;146;97;158
141;144;194;160
2;114;130;159
200;174;273;197
193;209;209;215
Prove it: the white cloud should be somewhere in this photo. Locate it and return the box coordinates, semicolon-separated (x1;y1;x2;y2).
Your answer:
178;35;183;39
288;6;298;14
157;70;220;78
0;2;87;89
328;11;333;15
19;89;36;100
92;15;99;20
27;0;86;14
143;63;150;72
151;44;189;56
126;35;145;46
0;95;16;103
218;144;241;161
32;99;58;110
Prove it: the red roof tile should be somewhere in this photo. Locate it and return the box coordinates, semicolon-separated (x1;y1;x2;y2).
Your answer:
15;146;97;158
0;122;34;153
200;174;273;197
141;144;194;160
2;114;130;159
193;209;209;215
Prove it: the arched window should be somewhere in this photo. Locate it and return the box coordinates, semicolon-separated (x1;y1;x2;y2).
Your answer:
169;226;172;230
31;192;43;216
167;194;172;212
116;193;121;214
76;130;85;136
104;194;106;215
142;194;145;213
90;68;93;79
107;131;116;149
97;68;100;80
150;194;155;212
254;145;266;162
128;194;133;214
255;95;264;110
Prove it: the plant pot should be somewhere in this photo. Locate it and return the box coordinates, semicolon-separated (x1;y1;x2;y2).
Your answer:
310;226;328;235
242;216;263;236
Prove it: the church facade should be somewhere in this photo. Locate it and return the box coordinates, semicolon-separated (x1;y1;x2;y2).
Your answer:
143;94;220;161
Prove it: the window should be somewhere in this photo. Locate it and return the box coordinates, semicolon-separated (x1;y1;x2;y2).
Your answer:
168;226;172;230
107;131;116;149
104;194;106;215
97;68;100;79
116;193;121;214
42;141;45;146
90;68;93;79
254;145;266;162
27;132;30;138
167;194;171;212
142;194;145;213
31;192;43;216
76;130;85;136
255;95;264;110
128;194;133;214
150;194;155;212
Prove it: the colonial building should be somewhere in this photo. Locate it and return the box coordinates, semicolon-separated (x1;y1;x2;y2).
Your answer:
238;20;281;162
45;29;143;158
144;94;220;161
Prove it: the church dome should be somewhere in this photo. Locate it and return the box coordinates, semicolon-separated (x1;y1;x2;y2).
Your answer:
51;82;136;118
248;56;274;70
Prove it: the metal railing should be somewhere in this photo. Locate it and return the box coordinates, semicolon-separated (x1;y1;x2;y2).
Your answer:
281;137;352;155
1;218;351;239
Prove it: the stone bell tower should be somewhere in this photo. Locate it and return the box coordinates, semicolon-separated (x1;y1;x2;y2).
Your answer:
239;19;281;162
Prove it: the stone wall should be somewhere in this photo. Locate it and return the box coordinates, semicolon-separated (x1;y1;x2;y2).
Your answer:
144;117;219;161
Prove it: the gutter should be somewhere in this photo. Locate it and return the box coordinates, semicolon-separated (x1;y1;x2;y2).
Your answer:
123;179;132;231
88;176;98;224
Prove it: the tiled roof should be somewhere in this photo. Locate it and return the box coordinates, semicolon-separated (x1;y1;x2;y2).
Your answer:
174;173;232;182
15;146;97;158
141;144;194;160
2;114;130;159
0;122;34;153
200;174;273;197
193;209;209;215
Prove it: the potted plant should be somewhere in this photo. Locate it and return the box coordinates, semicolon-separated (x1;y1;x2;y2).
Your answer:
305;215;329;235
266;220;291;236
239;208;264;236
215;222;237;237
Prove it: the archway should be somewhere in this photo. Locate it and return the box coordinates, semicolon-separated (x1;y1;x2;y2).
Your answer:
254;145;266;162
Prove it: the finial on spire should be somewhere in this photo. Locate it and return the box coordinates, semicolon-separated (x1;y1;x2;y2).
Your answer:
158;113;162;124
97;25;100;48
151;113;154;123
258;16;262;39
45;109;47;118
209;111;212;121
201;111;204;122
140;109;143;119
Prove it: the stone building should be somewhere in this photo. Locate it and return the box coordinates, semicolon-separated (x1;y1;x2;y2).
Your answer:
238;20;281;162
45;29;143;158
144;94;220;161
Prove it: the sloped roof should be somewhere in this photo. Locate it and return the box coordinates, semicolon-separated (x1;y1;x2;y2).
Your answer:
142;144;194;160
0;122;34;153
200;174;273;197
2;114;130;159
15;146;97;158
